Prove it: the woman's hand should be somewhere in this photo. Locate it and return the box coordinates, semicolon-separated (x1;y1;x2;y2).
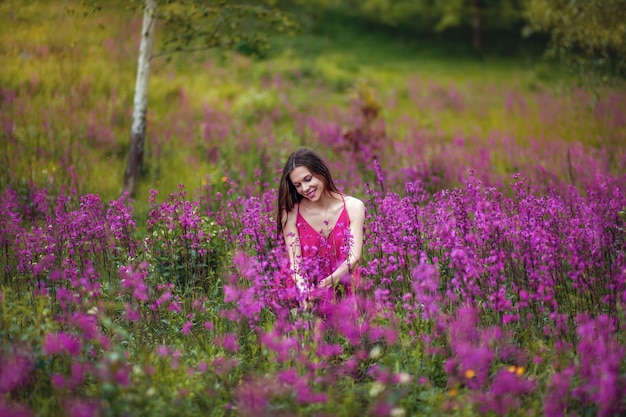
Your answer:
317;276;336;290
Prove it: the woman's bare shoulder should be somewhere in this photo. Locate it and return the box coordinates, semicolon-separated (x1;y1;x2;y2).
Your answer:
344;195;364;206
281;204;299;230
344;195;365;216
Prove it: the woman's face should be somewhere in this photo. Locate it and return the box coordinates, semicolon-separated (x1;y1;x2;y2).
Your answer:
289;166;325;202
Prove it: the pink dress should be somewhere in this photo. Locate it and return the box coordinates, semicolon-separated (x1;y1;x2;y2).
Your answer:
295;195;359;300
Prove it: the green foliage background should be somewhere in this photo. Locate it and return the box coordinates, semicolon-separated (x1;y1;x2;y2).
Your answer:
0;0;623;212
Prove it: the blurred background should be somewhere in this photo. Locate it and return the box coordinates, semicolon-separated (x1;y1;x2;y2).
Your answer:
1;0;624;218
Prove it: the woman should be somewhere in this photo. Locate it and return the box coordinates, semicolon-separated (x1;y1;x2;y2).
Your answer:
276;147;365;309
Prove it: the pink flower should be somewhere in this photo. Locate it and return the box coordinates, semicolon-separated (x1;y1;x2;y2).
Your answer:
51;373;66;389
216;333;240;352
70;313;98;341
42;333;81;356
196;362;208;373
181;321;193;335
155;291;171;307
0;351;32;393
123;303;140;322
0;397;34;417
114;368;129;385
156;345;169;357
212;356;239;376
64;399;101;417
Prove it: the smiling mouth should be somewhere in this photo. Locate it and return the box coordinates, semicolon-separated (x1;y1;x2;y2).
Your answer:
306;189;316;198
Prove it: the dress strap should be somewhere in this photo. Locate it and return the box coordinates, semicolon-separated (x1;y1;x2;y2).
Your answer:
340;194;347;214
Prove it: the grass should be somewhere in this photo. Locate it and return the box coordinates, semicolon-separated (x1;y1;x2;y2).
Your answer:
0;1;623;211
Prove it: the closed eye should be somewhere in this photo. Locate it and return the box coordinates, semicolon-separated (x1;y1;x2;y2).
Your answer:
293;176;312;187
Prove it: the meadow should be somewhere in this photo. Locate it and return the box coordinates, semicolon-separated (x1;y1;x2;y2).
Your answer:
1;2;625;416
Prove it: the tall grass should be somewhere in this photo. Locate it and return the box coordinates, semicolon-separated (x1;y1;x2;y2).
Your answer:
1;163;624;416
1;1;623;209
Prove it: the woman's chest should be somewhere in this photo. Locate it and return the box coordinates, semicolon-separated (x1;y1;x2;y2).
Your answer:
298;209;348;240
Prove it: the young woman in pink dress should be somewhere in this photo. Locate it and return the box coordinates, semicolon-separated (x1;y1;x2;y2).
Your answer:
276;147;365;310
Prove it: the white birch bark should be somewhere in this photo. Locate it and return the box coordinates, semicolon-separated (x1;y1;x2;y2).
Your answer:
123;0;157;196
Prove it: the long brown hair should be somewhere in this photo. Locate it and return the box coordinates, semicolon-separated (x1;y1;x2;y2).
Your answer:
276;147;340;238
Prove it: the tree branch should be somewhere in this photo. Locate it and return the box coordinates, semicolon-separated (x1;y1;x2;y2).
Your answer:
151;7;225;60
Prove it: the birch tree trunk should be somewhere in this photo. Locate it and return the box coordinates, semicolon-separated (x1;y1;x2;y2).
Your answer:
471;0;482;53
123;0;156;196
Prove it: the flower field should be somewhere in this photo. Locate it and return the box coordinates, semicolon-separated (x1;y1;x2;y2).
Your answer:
1;2;625;416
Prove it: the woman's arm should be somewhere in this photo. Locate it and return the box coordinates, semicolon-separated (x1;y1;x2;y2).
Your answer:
281;208;309;302
317;196;365;290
